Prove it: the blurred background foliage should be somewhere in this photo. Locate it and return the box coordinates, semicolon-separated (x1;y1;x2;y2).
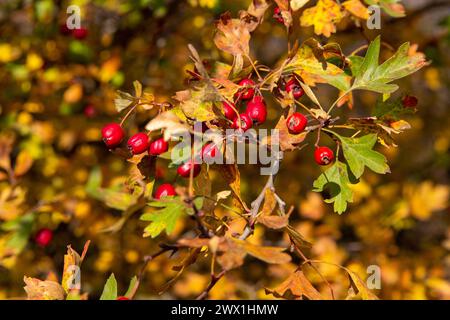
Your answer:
0;0;449;299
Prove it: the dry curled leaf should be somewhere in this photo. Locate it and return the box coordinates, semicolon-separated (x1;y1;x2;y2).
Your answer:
265;269;323;300
24;277;65;300
214;14;250;56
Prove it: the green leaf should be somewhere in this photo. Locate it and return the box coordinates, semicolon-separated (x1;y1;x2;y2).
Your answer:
140;199;185;238
114;90;134;112
100;274;118;300
352;36;428;94
336;133;390;178
124;276;138;297
373;97;415;120
313;161;354;214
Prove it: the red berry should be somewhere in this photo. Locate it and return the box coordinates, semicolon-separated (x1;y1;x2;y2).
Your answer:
246;95;267;125
116;296;130;301
314;146;334;166
222;101;237;121
232;113;253;132
286;112;307;134
102;123;125;148
84;104;96;118
177;161;201;178
127;133;149;155
273;7;284;24
201;143;219;162
154;183;176;199
402;95;418;108
149;138;169;156
35;228;53;247
236;79;255;100
72;27;88;39
285;79;304;100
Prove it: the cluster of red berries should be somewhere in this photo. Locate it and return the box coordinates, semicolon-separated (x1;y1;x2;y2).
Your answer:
60;24;88;40
101;123;221;200
221;78;267;132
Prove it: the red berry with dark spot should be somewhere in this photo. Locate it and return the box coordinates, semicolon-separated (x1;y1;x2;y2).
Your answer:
236;79;255;100
286;112;307;134
273;7;284;24
154;183;176;199
102;123;125;148
201;143;219;163
116;296;130;301
402;95;418;108
222;101;237;121
72;27;88;39
35;228;53;247
246;96;267;125
314;146;334;166
285;79;304;100
232;113;253;132
127;133;149;155
149;138;169;156
177;160;201;178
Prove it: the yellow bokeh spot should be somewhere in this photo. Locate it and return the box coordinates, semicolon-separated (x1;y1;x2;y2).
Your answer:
75;201;91;219
193;16;206;29
125;250;140;264
17;111;33;125
26;52;44;71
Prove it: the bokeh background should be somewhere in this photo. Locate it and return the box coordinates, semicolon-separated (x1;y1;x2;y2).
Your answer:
0;0;449;299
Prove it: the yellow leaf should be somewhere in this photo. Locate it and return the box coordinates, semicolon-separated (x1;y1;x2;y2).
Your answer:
63;83;83;103
407;182;449;220
14;150;33;177
291;0;309;11
342;0;369;19
99;56;121;83
300;0;344;37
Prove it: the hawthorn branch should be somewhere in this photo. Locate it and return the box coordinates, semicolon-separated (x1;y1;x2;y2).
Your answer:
196;270;227;300
128;243;178;299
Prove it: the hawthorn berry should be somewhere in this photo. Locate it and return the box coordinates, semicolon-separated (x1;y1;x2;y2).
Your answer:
402;95;418;108
314;146;334;166
116;296;130;301
154;183;176;199
246;95;267;125
102;123;125;148
149;138;169;156
72;27;88;40
201;143;219;163
83;104;96;118
273;7;284;24
35;228;53;247
177;160;201;178
232;113;253;132
127;133;149;155
236;78;255;100
285;78;304;100
222;101;237;121
286;112;307;134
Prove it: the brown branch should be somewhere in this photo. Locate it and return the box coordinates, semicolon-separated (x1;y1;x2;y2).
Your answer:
196;270;226;300
128;243;178;299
